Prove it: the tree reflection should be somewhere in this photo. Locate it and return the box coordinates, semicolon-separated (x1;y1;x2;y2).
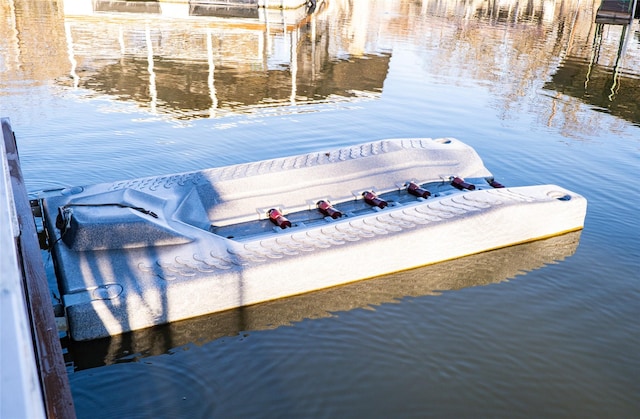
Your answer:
1;0;639;127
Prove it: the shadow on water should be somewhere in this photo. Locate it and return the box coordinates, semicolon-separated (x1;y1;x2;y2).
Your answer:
65;230;582;371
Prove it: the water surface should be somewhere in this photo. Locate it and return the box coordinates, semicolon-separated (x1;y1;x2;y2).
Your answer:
1;0;639;417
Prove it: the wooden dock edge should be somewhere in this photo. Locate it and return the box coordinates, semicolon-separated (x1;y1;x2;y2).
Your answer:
1;118;76;418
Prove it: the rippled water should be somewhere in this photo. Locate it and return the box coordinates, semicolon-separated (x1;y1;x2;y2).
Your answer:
2;0;639;417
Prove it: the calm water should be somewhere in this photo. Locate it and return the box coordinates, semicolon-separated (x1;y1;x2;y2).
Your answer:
2;0;640;417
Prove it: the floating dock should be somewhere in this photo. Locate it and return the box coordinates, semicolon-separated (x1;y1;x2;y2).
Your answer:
41;138;587;341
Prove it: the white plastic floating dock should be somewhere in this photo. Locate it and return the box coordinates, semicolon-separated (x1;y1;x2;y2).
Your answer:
41;138;587;341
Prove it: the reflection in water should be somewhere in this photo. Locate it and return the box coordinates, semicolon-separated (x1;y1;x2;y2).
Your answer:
545;22;640;127
59;0;389;118
94;0;161;15
66;231;581;371
72;50;390;119
2;0;640;127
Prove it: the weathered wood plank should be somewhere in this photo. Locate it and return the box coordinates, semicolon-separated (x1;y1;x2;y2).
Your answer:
1;118;76;419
